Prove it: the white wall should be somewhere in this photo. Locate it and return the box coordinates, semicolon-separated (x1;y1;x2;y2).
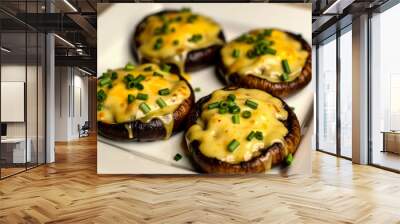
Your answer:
54;66;89;141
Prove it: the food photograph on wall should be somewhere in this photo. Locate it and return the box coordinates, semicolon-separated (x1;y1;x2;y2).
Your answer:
97;3;313;175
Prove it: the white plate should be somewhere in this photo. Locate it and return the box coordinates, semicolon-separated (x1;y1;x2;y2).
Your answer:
97;3;312;175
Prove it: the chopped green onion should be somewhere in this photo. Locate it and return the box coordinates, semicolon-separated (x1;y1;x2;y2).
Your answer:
226;100;236;107
124;62;135;71
124;74;134;82
174;153;183;161
127;94;135;104
246;49;256;59
208;102;220;109
161;64;171;72
107;83;113;89
194;87;201;92
97;102;104;111
282;59;291;74
229;105;240;114
246;131;256;141
285;153;294;165
99;76;112;87
218;107;228;114
127;81;135;89
232;114;240;124
139;102;151;114
134;74;146;83
242;110;251;119
153;37;163;50
227;94;236;101
188;34;202;43
144;66;152;72
232;49;240;58
136;93;148;101
281;73;289;82
255;131;263;140
265;48;276;55
135;83;144;90
97;90;107;102
153;72;164;77
170;27;176;32
227;139;240;152
245;99;258;109
156;98;167;108
187;14;197;23
158;88;170;96
111;72;118;80
220;101;228;108
173;40;179;46
263;29;272;36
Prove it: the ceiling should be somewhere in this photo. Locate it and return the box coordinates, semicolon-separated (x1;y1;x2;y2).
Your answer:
0;0;97;74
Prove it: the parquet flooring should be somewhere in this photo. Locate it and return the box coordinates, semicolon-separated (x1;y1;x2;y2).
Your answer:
1;134;400;223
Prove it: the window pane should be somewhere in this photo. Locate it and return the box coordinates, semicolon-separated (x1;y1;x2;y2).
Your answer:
317;37;337;154
340;28;352;158
371;3;400;171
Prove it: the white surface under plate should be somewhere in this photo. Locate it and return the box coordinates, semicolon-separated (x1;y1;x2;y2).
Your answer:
97;3;312;175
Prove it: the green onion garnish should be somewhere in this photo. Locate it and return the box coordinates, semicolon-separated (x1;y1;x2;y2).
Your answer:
232;114;240;124
246;131;256;141
229;105;240;114
194;87;201;92
285;153;293;165
255;131;263;140
134;74;146;83
281;73;289;82
208;102;220;109
187;14;197;23
227;100;236;107
158;88;170;96
218;107;228;114
139;102;151;114
188;34;202;43
265;48;276;55
156;98;167;108
97;102;104;111
242;110;251;119
220;101;228;108
232;49;240;58
282;59;291;74
127;94;135;104
263;29;272;36
153;72;164;77
227;94;236;101
227;139;240;152
173;40;179;46
111;72;118;80
245;99;258;109
174;153;183;161
135;83;144;90
136;93;148;101
99;76;112;87
144;66;152;72
161;64;171;72
153;38;163;50
97;90;107;102
124;62;135;71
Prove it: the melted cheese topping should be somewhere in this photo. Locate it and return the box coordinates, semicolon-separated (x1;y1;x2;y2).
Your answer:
137;10;224;76
97;63;191;139
221;29;309;83
186;88;288;164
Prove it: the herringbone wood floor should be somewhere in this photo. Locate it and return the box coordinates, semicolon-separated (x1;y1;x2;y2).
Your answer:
0;135;400;224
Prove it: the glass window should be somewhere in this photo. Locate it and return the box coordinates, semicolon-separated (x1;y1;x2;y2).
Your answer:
339;28;352;158
317;36;337;154
371;3;400;171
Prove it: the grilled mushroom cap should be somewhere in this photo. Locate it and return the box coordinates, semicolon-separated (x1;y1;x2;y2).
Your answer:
185;87;301;174
132;9;226;74
97;63;195;141
217;29;311;97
